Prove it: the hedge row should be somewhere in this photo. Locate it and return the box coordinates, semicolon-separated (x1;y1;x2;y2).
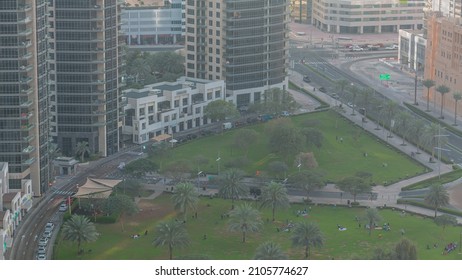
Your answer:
397;199;462;217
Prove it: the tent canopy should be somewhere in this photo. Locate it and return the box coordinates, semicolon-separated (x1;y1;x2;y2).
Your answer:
151;134;171;142
74;178;122;199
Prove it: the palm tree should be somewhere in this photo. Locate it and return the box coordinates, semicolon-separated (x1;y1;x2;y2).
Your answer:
436;85;450;119
395;111;411;145
452;92;462;125
422;79;435;112
254;242;288;260
260;181;290;221
228;203;262;243
62;215;99;254
171;182;199;221
383;100;397;137
364;208;381;236
422;122;440;159
349;84;359;115
336;79;349;106
291;221;324;259
75;141;91;162
408;119;426;153
153;220;190;260
424;185;449;217
217;168;247;209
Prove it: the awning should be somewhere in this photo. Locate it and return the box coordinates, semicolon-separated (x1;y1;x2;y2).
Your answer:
74;178;122;199
151;134;172;142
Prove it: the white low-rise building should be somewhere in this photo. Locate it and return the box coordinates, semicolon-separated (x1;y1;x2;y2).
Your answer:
0;162;33;260
122;77;226;144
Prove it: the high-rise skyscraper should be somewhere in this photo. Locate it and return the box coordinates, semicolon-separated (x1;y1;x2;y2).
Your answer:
48;0;123;157
0;0;50;196
185;0;289;108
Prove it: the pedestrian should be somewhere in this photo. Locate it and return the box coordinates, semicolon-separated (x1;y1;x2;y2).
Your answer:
144;230;148;236
203;234;207;240
194;212;197;219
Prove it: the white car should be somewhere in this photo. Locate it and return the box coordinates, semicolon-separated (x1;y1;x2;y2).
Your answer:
43;230;52;238
45;222;54;231
38;237;48;247
59;203;68;212
38;247;46;254
37;254;46;260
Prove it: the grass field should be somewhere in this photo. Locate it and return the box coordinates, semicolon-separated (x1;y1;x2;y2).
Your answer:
54;194;462;260
152;110;426;184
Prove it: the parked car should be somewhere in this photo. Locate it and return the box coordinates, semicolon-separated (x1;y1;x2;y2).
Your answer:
38;247;46;255
37;254;46;260
318;87;327;93
45;222;54;231
43;230;52;238
38;237;48;246
280;111;290;117
303;76;311;83
59;203;67;212
331;93;340;99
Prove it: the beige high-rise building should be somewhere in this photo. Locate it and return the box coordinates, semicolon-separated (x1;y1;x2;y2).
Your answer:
184;0;289;109
0;0;50;196
424;14;462;114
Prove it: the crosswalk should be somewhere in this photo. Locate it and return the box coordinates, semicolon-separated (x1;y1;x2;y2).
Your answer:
52;190;75;197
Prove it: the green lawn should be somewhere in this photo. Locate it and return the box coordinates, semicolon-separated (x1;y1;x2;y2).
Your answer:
54;195;462;260
153;110;426;184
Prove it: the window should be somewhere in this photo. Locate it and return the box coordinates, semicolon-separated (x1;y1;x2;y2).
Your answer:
139;108;145;116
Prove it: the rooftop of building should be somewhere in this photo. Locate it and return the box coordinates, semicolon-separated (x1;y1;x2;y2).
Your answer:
152;84;184;91
124;90;152;99
2;192;19;203
123;0;165;8
400;29;424;36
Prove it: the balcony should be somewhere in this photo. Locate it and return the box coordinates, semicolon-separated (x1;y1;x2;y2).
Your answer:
20;76;33;84
20;112;33;119
19;65;33;72
20;87;32;95
18;28;32;36
22;135;35;142
18;17;32;24
18;40;32;48
20;100;33;107
20;123;34;130
22;157;36;166
22;146;35;154
92;110;106;115
21;52;33;60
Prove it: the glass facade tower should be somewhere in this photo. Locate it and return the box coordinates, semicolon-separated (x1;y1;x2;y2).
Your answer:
0;0;50;196
49;0;123;157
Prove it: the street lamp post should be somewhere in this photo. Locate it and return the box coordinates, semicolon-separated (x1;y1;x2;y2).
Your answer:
434;125;450;179
197;170;203;190
216;156;221;174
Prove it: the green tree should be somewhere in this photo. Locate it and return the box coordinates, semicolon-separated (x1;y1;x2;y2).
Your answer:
217;168;247;209
364;208;381;236
348;84;360;115
422;123;442;159
452;92;462;125
153;220;190;260
436;85;450;119
422;79;435;112
233;129;259;157
336;79;349;107
171;182;199;221
124;158;158;177
395;111;411;145
289;170;325;201
204;100;240;131
61;215;99;255
408;119;426;153
228;203;262;243
383;100;398;137
260;181;290;221
424;185;449;217
104;194;138;231
394;238;417;260
301;128;324;148
291;221;324;259
75;141;91;162
267;120;304;158
254;242;288;260
336;176;371;203
434;214;457;232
